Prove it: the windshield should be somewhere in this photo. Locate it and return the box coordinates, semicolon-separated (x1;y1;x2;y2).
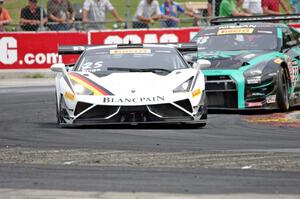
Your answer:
75;47;188;73
193;33;277;51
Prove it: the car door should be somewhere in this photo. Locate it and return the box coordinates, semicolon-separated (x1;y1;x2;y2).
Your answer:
281;27;300;96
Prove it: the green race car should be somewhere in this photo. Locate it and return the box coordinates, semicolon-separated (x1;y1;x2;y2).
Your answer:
190;17;300;111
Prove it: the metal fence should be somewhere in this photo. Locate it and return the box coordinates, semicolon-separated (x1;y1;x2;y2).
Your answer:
1;0;297;32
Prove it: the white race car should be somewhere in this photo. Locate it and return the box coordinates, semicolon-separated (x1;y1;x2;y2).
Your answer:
51;44;208;127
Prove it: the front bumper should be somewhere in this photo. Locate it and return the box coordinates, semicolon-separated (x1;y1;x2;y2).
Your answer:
204;71;278;110
62;98;207;125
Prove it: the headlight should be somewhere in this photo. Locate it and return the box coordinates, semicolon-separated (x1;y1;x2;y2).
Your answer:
243;61;269;84
73;84;93;95
246;76;261;84
173;77;193;93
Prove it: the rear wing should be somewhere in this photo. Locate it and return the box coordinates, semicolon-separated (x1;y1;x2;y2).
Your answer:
210;14;300;25
58;45;88;55
168;42;198;55
58;43;198;55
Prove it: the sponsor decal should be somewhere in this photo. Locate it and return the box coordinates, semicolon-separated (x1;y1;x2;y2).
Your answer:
289;65;299;87
246;101;263;107
217;28;254;35
110;48;151;55
218;25;257;29
247;77;261;84
103;96;165;103
266;95;276;104
192;89;202;98
64;92;75;101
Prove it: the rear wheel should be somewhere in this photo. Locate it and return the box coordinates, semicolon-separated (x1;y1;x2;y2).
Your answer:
276;68;290;111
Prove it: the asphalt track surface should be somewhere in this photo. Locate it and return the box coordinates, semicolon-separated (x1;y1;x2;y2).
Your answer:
0;85;300;197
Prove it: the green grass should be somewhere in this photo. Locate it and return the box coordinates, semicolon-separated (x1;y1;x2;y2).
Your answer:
2;0;293;30
24;73;45;78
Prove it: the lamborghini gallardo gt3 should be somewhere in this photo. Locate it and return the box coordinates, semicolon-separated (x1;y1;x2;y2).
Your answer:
51;44;208;127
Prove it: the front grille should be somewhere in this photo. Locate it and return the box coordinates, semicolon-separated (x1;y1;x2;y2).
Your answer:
75;102;92;115
206;76;231;81
206;82;236;91
206;92;238;108
206;76;236;92
148;104;189;117
77;105;119;119
118;106;149;122
205;75;238;108
174;99;193;112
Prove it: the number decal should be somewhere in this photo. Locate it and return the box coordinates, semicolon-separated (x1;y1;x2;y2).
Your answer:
94;61;103;69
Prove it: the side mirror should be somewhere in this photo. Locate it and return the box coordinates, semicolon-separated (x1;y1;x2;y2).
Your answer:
193;59;211;70
184;53;197;67
51;63;66;73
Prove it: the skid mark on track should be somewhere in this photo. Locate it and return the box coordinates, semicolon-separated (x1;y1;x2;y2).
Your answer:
241;111;300;128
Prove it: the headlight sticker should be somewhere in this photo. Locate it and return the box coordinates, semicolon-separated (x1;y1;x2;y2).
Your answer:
192;89;202;98
64;92;75;101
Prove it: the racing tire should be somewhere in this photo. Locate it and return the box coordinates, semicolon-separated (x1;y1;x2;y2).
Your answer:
276;68;290;112
56;95;66;126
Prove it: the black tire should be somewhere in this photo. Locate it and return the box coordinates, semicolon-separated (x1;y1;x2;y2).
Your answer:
55;94;60;125
56;95;66;126
276;68;290;111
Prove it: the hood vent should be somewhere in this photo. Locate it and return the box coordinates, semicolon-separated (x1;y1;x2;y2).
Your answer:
241;62;250;67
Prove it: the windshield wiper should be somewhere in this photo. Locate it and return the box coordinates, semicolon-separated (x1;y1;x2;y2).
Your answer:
107;67;171;73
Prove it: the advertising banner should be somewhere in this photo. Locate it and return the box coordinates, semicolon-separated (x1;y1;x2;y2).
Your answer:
0;32;88;69
1;25;300;69
89;27;200;44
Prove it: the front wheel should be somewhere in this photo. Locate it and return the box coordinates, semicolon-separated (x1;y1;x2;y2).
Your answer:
56;95;67;126
276;68;290;112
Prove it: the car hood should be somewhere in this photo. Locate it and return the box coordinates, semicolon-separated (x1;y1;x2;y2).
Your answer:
198;50;270;70
70;69;200;96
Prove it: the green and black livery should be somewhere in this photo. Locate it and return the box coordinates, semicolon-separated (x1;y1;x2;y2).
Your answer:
190;15;300;111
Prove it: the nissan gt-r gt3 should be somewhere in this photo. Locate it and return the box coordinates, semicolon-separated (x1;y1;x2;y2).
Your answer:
191;19;300;111
51;44;207;127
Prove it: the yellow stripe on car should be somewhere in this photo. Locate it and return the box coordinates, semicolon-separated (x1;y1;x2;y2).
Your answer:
69;75;102;96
